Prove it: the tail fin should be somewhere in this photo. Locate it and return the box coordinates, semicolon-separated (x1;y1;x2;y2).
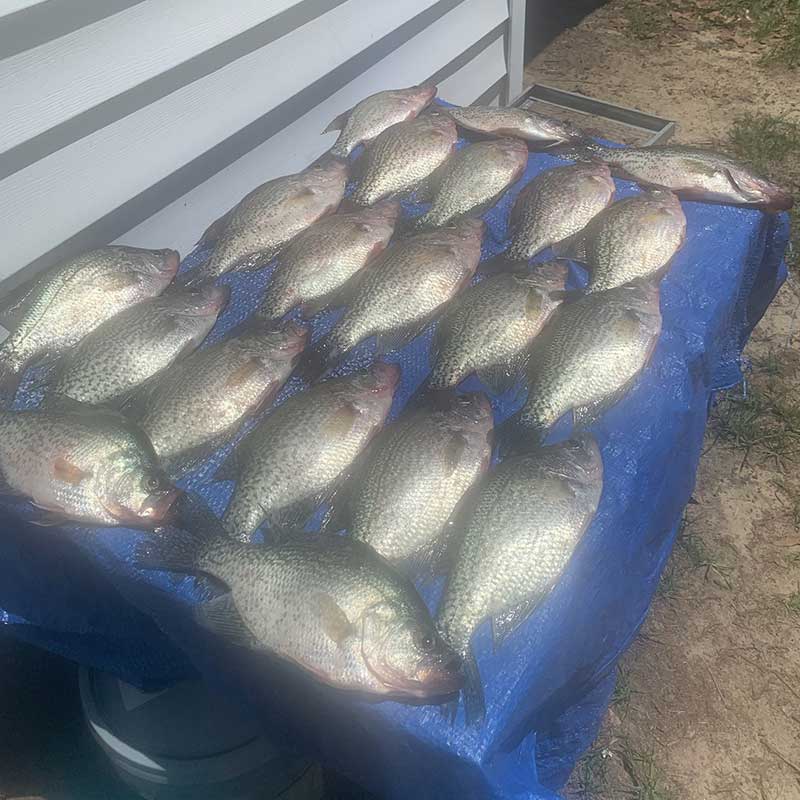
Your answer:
478;252;519;275
0;362;21;410
462;645;486;727
496;415;545;458
135;492;226;574
298;334;342;383
408;379;454;412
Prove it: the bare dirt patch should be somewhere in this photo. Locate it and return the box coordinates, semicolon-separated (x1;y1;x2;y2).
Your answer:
527;3;800;798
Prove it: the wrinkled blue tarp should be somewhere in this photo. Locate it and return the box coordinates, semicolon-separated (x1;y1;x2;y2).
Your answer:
0;109;790;799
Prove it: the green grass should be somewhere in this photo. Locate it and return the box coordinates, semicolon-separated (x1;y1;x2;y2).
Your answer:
612;665;634;711
678;527;734;588
570;747;610;798
618;744;674;800
728;114;800;270
624;1;672;38
787;590;800;613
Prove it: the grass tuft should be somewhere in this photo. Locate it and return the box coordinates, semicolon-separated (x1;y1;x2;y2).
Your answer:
612;665;634;711
618;743;674;800
624;1;672;38
787;590;800;613
570;747;611;798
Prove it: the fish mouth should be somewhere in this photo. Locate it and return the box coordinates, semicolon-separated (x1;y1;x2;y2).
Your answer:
103;486;182;526
196;284;230;314
760;187;794;212
371;361;401;392
159;249;181;277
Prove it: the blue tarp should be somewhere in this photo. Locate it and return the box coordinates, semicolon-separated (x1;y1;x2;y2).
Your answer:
0;111;790;799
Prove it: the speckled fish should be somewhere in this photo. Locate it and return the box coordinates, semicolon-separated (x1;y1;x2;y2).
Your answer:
347;392;493;571
516;281;662;442
219;362;399;542
427;261;569;394
350;112;458;206
556;189;686;292
0;403;179;527
443;105;586;147
557;141;794;211
307;218;483;376
0;247;178;385
324;84;437;158
49;285;228;406
437;435;603;723
138;527;463;699
129;321;308;475
413;138;528;230
258;200;401;321
185;158;348;285
505;163;615;261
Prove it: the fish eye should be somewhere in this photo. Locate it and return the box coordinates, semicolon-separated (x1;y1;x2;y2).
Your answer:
415;631;436;652
145;476;162;492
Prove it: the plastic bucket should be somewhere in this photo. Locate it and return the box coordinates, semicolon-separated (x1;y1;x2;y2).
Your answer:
79;667;324;800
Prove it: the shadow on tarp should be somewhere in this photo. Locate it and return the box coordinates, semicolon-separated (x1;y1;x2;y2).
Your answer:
0;120;790;798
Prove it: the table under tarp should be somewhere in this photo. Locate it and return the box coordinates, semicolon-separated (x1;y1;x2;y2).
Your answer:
0;113;790;799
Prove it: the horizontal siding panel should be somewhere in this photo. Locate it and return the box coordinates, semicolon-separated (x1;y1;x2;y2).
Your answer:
0;0;507;281
436;35;506;106
0;0;334;158
119;2;508;255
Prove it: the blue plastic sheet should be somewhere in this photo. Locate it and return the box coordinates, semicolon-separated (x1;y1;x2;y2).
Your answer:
0;116;790;798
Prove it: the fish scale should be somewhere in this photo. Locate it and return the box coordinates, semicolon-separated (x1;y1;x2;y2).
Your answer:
414;138;528;230
134;322;308;472
221;363;399;542
561;189;687;292
428;261;568;392
351;113;458;206
518;281;662;441
0;247;178;378
350;393;493;568
139;528;463;699
506;163;616;261
186;159;348;285
259;201;400;321
50;285;228;406
0;405;177;527
313;218;484;371
437;435;603;723
326;85;437;158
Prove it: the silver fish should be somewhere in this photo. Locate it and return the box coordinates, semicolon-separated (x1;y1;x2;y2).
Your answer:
0;247;178;381
324;84;437;158
309;218;484;375
258;200;401;321
505;163;615;261
556;189;686;292
0;403;179;526
414;138;528;230
437;435;603;723
220;362;399;542
428;261;568;394
138;527;463;699
517;281;662;441
349;392;493;570
50;285;228;406
131;321;308;473
443;105;586;146
351;112;458;206
557;141;794;211
187;158;348;284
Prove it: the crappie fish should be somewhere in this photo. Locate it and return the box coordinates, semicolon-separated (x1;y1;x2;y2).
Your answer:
428;261;568;394
350;113;458;206
258;200;400;321
130;321;308;474
505;163;615;261
186;158;348;285
308;218;483;375
414;138;528;230
324;84;437;158
49;285;228;406
557;189;686;292
219;362;399;542
0;403;179;526
443;104;586;146
0;246;178;382
516;281;662;441
557;141;793;211
348;392;493;570
138;527;463;699
437;435;603;723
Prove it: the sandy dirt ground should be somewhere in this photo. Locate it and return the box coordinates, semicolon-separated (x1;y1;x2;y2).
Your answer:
526;4;800;799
